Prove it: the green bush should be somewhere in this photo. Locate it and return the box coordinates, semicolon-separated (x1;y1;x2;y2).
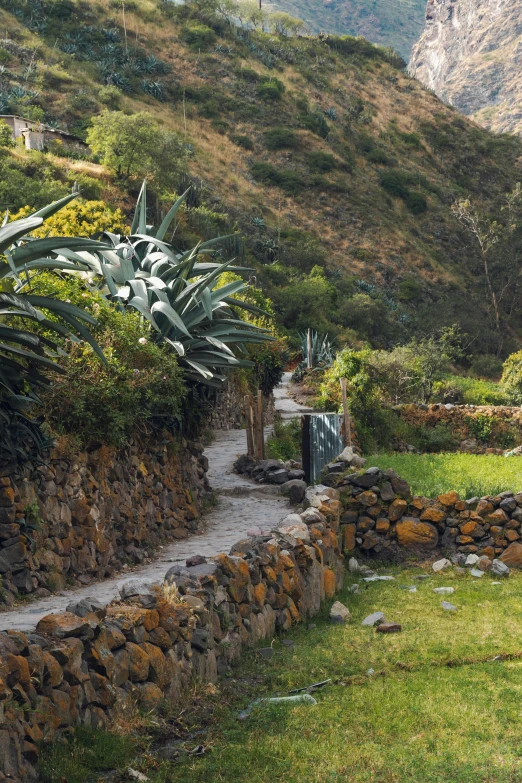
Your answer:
230;134;254;150
501;351;522;404
397;131;423;149
299;112;329;139
366;148;391;165
412;423;457;453
470;355;503;380
251;162;304;195
466;414;495;444
0;48;11;65
180;23;217;50
256;78;285;101
237;67;261;82
266;418;301;461
264;128;299;150
380;169;412;199
307;151;336;172
32;275;186;448
405;191;428;214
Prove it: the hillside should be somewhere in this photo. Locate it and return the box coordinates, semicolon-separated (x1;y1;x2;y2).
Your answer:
2;0;522;358
410;0;522;136
267;0;426;59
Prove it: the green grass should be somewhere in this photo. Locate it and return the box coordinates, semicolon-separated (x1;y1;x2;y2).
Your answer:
365;452;522;497
165;568;522;783
39;727;135;783
40;567;522;783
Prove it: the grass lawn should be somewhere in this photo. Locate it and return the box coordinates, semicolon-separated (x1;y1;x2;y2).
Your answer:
40;566;522;783
365;452;522;498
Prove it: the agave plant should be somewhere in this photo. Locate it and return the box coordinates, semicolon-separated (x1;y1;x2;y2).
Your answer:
293;329;334;381
0;194;108;465
58;182;274;386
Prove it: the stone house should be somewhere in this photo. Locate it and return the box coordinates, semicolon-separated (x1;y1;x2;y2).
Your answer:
0;114;87;152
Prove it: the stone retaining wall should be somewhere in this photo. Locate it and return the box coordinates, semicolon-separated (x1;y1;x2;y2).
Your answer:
394;403;522;453
331;466;522;564
0;438;210;608
0;490;342;782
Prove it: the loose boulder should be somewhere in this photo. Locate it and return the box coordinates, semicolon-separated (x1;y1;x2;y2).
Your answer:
330;601;351;624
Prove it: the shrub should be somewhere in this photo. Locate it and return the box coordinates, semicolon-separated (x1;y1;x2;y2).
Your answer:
380;170;412;199
236;67;261;82
470;355;503;380
98;85;122;109
307;151;335;172
501;350;522;404
405;191;428;214
299;112;329;138
33;275;186;448
366;148;391;165
266;418;301;461
413;423;457;453
230;134;254;150
251;162;304;195
398;131;423;148
0;48;11;65
264;128;299;150
180;23;217;50
0;121;13;149
13;200;128;238
256;78;285;100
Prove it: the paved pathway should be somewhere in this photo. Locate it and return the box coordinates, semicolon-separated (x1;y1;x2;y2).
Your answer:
0;373;309;633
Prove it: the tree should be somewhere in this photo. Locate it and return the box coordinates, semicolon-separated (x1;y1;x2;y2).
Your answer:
86;110;186;193
453;186;522;356
0;121;14;149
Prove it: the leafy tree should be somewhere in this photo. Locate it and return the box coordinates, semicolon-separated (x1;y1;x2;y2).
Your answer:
86;110;186;192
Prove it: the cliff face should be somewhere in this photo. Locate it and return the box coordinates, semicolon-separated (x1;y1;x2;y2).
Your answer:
266;0;427;59
410;0;522;134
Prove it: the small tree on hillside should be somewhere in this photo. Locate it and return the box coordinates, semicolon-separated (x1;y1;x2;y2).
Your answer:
87;110;186;193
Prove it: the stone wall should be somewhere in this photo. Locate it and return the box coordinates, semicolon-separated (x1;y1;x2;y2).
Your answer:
0;438;210;608
393;404;522;453
0;490;342;782
329;466;522;564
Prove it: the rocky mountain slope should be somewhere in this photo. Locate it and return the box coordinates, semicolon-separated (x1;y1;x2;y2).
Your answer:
3;0;522;355
410;0;522;135
267;0;426;58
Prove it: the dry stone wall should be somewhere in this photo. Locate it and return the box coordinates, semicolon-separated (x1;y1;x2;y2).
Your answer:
0;490;343;782
394;403;522;453
330;466;522;564
0;438;210;608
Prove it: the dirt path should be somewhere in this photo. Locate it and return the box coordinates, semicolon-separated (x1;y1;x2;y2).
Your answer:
0;373;309;633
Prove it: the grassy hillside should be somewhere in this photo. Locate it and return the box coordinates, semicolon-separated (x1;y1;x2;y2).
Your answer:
2;0;522;358
266;0;427;59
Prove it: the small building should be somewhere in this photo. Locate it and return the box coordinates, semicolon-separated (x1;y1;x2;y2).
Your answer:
0;115;87;152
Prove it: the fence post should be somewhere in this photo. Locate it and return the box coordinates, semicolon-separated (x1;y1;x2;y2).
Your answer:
340;377;352;447
302;414;311;484
256;389;265;460
244;394;254;457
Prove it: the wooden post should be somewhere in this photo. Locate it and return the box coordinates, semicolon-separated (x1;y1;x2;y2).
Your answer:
244;395;254;457
340;377;352;447
256;389;265;460
307;328;313;369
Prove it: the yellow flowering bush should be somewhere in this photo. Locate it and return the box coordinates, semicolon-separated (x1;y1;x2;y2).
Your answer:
12;199;128;238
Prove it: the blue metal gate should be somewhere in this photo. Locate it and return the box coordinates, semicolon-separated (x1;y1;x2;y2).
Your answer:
302;413;343;484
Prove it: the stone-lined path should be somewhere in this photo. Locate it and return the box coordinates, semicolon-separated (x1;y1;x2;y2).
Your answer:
0;373;309;632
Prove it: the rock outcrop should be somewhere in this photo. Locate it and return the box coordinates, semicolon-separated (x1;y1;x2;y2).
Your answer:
410;0;522;134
